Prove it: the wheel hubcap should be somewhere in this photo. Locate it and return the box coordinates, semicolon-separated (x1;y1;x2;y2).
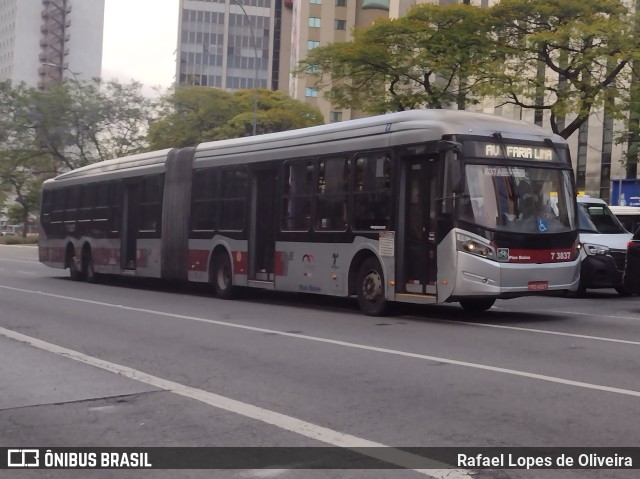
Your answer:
362;270;382;302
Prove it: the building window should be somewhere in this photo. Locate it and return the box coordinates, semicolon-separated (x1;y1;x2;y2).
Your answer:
334;19;346;30
336;0;346;6
307;40;320;50
308;17;321;27
306;64;319;74
305;87;319;97
329;111;342;123
310;0;322;3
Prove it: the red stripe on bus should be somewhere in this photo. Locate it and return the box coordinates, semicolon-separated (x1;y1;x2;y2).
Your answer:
93;247;120;266
504;248;575;263
274;251;286;276
40;246;65;263
232;251;247;275
188;250;210;272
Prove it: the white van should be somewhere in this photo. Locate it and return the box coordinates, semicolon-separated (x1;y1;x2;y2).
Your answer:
609;205;640;235
576;196;632;295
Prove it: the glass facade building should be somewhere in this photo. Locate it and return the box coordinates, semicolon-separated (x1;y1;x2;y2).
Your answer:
177;0;282;90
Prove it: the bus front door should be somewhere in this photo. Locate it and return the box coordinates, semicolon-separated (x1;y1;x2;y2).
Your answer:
249;168;278;283
401;157;438;295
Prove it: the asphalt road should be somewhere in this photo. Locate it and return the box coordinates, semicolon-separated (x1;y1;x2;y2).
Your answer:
0;244;639;479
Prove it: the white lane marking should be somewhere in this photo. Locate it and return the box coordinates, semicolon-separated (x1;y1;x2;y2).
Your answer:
0;325;469;479
17;271;38;276
492;306;640;322
441;320;640;346
1;284;640;399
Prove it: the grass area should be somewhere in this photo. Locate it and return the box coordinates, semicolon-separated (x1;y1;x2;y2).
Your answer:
0;235;38;245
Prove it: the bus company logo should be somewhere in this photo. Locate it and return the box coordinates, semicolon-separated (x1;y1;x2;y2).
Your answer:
8;449;40;467
497;248;509;262
302;254;315;277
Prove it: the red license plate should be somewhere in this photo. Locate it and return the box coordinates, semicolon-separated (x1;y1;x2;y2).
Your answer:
528;281;548;291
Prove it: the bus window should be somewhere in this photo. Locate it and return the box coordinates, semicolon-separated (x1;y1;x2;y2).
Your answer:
316;157;348;231
220;167;247;231
191;168;218;232
139;175;164;233
282;161;313;231
41;189;52;225
353;153;392;231
64;186;79;223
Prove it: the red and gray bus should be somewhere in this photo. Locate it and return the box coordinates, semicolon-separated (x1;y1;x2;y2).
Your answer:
39;110;580;315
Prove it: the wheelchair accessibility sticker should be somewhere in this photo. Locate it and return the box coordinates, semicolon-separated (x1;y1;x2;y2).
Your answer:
537;218;548;232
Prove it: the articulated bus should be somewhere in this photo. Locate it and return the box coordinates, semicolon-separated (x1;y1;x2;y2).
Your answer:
39;110;580;315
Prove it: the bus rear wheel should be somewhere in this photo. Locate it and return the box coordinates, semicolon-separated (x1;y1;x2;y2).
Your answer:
459;298;496;313
83;248;98;283
356;258;388;316
212;252;235;299
68;250;83;281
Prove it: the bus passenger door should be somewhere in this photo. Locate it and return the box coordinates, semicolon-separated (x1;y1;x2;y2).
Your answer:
121;182;139;271
249;168;278;282
400;156;439;295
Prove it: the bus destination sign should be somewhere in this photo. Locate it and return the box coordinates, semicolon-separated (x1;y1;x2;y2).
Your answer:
484;144;554;161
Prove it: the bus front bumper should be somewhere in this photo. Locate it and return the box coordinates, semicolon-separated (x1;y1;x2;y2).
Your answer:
448;253;581;300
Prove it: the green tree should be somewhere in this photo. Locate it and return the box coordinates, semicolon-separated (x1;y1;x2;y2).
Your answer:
297;4;496;113
217;89;325;139
147;87;324;149
488;0;636;139
297;0;639;143
0;78;153;235
34;78;153;170
0;81;57;236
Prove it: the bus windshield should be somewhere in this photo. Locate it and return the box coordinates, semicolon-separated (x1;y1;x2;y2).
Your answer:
457;164;576;234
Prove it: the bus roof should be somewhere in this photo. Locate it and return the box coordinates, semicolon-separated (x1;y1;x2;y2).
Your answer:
195;109;566;160
43;110;566;186
43;149;172;187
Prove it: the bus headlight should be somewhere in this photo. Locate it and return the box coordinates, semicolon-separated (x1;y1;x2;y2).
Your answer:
582;243;609;256
456;233;496;259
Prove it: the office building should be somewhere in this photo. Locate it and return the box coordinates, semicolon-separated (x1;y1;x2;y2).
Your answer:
0;0;104;88
177;0;286;91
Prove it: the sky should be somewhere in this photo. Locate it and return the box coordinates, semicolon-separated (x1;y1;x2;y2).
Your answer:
101;0;180;96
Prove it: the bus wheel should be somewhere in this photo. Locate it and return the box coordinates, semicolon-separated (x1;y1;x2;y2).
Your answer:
459;298;496;313
212;252;235;299
356;258;388;316
69;254;83;281
83;248;98;283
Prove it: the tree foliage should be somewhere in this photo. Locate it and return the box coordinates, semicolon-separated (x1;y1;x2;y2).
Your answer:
0;78;153;234
297;4;495;113
298;0;638;140
488;0;635;139
147;87;324;149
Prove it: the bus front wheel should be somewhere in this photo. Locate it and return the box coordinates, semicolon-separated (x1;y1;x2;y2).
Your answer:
212;252;235;299
459;298;496;313
356;258;389;316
